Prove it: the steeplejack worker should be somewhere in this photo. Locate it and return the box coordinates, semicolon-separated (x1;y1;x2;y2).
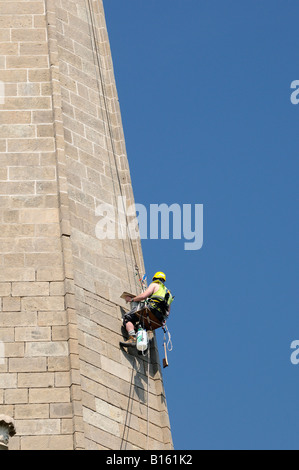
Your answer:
122;271;173;347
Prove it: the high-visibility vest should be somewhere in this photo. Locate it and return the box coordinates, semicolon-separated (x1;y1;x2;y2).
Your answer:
148;280;174;312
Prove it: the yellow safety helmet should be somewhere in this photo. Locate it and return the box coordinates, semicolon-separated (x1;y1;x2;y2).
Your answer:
152;271;166;283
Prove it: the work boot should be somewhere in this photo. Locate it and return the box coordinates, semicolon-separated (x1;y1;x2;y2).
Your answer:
120;335;136;347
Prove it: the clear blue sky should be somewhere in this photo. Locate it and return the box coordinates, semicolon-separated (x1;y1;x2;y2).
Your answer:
104;0;299;450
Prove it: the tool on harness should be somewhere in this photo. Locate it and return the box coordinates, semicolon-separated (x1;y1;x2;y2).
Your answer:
162;324;173;368
163;341;168;368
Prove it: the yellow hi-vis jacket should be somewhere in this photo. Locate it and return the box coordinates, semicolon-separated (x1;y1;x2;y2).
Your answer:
148;280;174;314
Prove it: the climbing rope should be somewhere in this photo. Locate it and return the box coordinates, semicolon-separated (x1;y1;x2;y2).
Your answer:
120;361;135;450
84;4;162;450
163;325;173;352
146;344;150;450
85;0;143;296
135;264;147;293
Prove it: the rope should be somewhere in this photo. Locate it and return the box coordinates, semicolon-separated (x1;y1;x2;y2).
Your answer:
85;3;153;451
120;360;135;450
145;310;154;449
85;0;143;295
164;325;173;352
135;264;147;293
147;346;150;450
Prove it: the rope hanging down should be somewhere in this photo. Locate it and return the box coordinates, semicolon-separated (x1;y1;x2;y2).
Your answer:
86;0;143;295
86;2;152;448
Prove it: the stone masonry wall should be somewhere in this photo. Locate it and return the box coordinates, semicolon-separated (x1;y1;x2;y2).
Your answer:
0;0;172;450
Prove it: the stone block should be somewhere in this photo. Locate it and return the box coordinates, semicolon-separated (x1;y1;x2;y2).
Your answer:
4;389;28;404
9;167;56;182
0;328;14;342
0;283;11;297
37;310;68;327
0;15;33;29
22;296;65;312
6;56;49;70
12;282;50;297
54;371;71;387
0;312;37;327
0;2;45;15
2;297;21;312
25;341;69;357
83;407;120;437
50;403;73;418
20;43;49;56
100;356;131;383
49;282;65;296
15;419;60;436
3;97;51;111
0;30;10;41
11;29;47;42
0;43;18;55
0;124;35;138
36;267;65;282
0;112;31;125
18;373;54;388
20;435;73;450
3;342;24;358
52;326;69;341
0;268;35;282
15;327;51;342
14;404;49;419
9;357;46;373
0;373;17;389
20;208;59;224
29;388;70;404
47;357;70;372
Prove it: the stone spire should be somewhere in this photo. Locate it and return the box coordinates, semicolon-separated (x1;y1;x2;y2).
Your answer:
0;0;172;450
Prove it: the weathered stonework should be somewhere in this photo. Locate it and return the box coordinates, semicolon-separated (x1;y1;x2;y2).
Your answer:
0;0;172;450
